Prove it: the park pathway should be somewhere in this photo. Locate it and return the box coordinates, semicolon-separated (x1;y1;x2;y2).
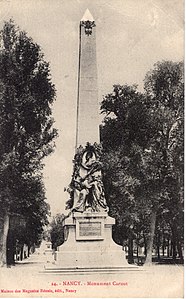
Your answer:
0;251;184;298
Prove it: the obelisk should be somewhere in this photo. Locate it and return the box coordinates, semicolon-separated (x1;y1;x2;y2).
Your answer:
45;10;138;272
76;9;100;147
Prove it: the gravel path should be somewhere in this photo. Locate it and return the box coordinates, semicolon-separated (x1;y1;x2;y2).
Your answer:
0;252;183;298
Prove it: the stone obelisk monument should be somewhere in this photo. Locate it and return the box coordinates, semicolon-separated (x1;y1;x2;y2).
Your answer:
45;9;137;273
76;9;99;147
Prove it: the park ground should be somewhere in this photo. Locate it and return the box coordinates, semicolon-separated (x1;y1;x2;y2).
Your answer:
0;249;183;298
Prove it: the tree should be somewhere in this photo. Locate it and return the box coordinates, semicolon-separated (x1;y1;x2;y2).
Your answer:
0;20;57;266
143;61;184;264
6;175;50;265
50;214;65;251
101;61;183;265
101;84;151;263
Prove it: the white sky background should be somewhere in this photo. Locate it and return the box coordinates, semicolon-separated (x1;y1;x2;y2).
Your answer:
0;0;184;215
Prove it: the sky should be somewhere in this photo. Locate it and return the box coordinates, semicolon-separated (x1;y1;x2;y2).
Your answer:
0;0;184;215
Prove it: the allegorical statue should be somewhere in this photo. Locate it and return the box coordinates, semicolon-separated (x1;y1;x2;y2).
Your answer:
65;143;108;213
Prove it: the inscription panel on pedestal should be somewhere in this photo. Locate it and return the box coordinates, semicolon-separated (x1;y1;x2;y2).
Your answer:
76;219;104;240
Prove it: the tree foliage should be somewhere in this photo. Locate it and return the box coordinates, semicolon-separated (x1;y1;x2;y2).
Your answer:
0;20;57;266
50;214;65;250
101;61;184;264
143;61;184;263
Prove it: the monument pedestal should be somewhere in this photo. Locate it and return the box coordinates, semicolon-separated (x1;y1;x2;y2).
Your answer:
45;212;138;273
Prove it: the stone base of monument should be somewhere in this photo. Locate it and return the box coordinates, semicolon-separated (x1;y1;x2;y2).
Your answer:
44;212;139;273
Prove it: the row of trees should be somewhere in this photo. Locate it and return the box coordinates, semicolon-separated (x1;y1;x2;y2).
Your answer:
0;20;57;266
100;61;184;265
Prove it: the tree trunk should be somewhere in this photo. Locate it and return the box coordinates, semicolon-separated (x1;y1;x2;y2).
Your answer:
167;238;170;257
143;233;147;256
128;235;134;264
157;233;161;261
7;229;15;266
177;241;183;263
171;224;183;263
20;244;24;261
172;242;177;261
145;210;156;266
162;233;165;257
157;244;160;261
171;227;177;262
28;245;31;258
0;213;10;267
170;243;173;257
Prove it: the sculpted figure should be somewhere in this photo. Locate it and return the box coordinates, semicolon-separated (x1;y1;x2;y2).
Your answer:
65;144;108;213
